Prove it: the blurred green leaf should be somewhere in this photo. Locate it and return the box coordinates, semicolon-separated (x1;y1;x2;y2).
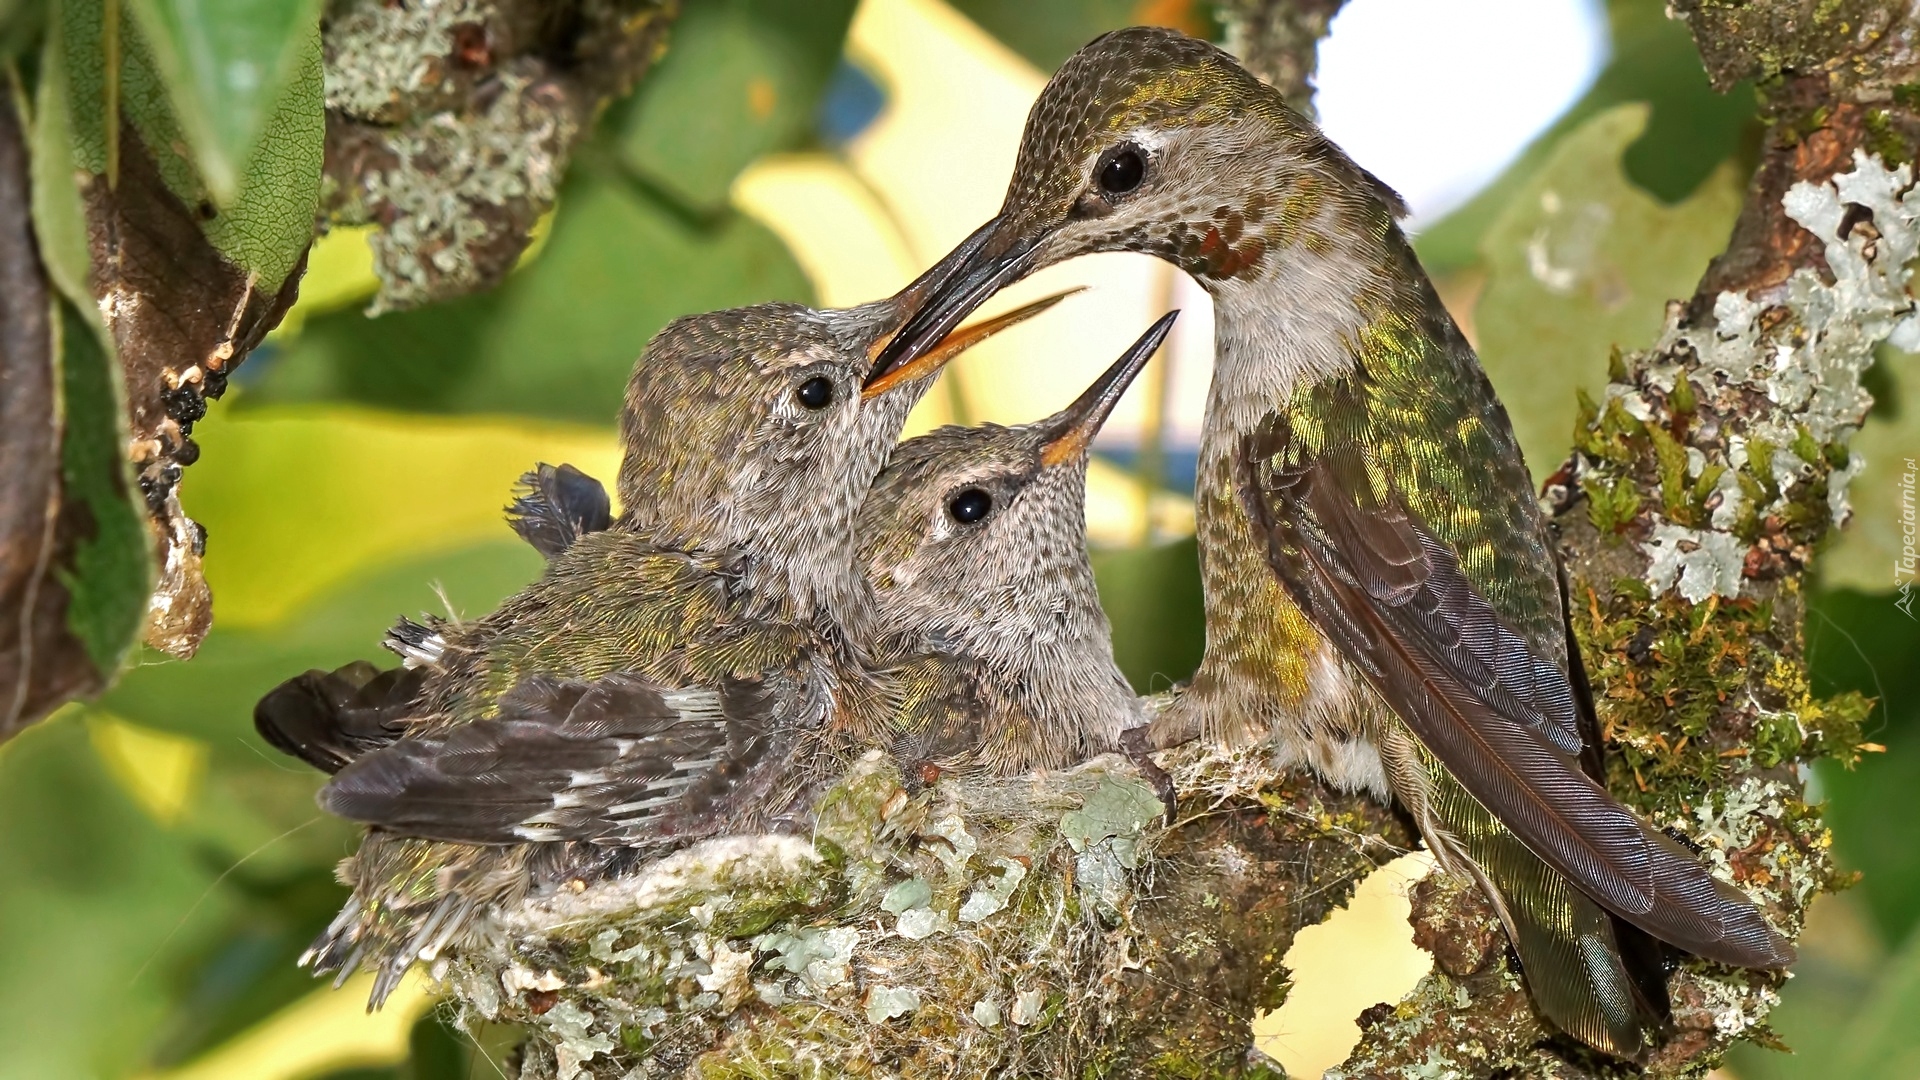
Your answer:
259;161;813;423
1805;587;1920;944
1416;0;1756;273
126;0;326;207
1473;103;1742;477
0;717;240;1079
1828;922;1920;1079
148;862;348;1069
946;0;1141;72
613;0;858;210
170;407;616;626
102;540;543;763
311;1012;509;1080
1092;537;1205;695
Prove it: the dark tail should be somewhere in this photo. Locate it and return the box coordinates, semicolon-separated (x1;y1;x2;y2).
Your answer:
254;660;422;774
506;463;611;560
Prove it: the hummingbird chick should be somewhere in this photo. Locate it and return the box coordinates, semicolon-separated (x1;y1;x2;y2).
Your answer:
860;313;1176;777
257;259;1067;1005
871;27;1792;1059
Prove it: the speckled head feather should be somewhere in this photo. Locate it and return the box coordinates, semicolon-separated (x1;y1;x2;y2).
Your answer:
615;289;1066;621
856;314;1174;773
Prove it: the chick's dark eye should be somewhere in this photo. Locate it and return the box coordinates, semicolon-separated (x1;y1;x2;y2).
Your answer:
947;487;992;524
795;376;835;409
1097;146;1145;196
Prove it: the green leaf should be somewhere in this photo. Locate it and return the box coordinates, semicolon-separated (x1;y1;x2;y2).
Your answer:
31;0;101;308
1091;537;1205;695
54;0;322;287
196;17;324;287
54;298;153;672
260;162;814;423
0;716;241;1078
612;0;858;210
125;0;325;207
945;0;1148;73
1415;0;1756;273
1472;103;1743;478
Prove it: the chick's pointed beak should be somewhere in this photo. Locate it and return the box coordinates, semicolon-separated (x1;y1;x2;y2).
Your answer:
861;288;1081;400
1039;311;1178;467
864;215;1045;390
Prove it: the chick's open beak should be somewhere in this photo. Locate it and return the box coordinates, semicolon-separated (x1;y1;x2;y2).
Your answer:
861;287;1080;400
1039;311;1179;467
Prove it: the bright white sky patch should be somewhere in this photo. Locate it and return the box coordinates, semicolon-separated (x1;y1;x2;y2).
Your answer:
1314;0;1610;227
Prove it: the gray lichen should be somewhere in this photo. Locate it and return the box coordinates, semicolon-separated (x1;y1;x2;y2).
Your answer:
321;0;676;311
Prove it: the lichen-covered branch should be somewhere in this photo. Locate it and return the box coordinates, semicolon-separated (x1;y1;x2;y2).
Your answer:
1213;0;1348;112
321;0;678;312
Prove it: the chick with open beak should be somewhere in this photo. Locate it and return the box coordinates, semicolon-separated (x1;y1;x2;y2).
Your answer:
858;313;1176;777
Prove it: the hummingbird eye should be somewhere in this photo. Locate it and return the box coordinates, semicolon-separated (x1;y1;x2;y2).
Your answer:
795;376;835;410
946;487;993;524
1096;145;1146;197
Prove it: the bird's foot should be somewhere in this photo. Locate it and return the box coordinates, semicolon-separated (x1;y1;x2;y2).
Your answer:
1121;726;1178;825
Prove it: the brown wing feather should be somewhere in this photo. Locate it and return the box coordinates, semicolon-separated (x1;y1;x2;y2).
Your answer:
1241;427;1794;969
321;671;784;846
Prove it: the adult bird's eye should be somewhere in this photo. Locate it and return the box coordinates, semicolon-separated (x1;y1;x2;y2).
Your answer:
1097;146;1146;196
795;376;835;410
947;488;992;524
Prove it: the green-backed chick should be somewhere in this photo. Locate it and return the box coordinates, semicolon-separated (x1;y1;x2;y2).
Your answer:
255;263;1064;1006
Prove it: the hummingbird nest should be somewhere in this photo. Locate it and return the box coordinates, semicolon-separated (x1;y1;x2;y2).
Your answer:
429;736;1404;1079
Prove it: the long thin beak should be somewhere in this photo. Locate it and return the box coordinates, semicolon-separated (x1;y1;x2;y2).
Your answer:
1039;311;1179;467
861;288;1081;400
865;215;1043;389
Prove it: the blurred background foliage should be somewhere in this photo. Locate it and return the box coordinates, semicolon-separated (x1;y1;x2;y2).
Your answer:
5;0;1918;1078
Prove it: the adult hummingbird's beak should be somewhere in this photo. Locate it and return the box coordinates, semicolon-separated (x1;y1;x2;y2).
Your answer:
861;287;1080;400
864;215;1045;390
1038;311;1178;467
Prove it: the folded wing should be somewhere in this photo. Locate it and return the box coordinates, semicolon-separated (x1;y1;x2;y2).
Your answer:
321;672;791;845
1238;424;1794;969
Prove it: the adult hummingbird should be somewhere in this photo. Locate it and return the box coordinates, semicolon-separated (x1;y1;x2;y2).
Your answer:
256;265;1065;1006
860;313;1175;776
865;27;1791;1058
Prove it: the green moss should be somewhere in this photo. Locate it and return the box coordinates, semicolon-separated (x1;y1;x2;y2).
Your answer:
1649;423;1696;523
1572;391;1647;466
1863;108;1914;167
